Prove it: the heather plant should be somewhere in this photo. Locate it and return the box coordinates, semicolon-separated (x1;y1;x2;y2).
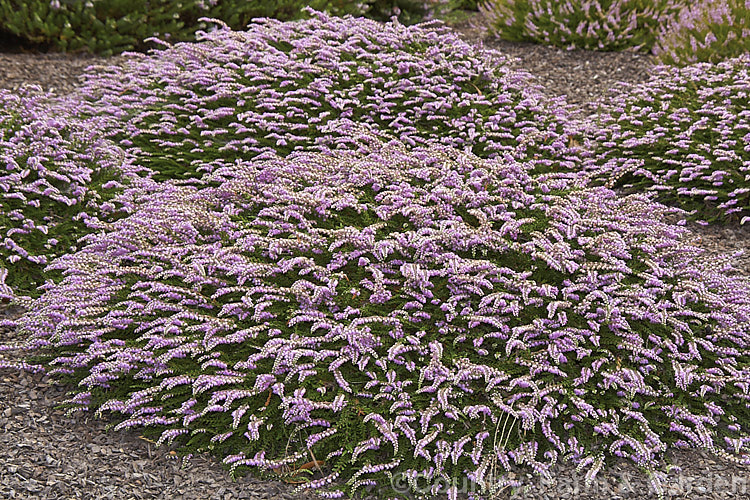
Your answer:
6;134;750;499
0;88;145;300
589;55;750;224
479;0;688;52
654;0;750;66
70;10;584;183
0;0;369;55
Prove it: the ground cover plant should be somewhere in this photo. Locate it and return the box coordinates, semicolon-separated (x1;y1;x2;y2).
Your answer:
479;0;688;52
0;88;147;300
5;132;750;499
589;54;750;224
69;9;584;184
654;0;750;66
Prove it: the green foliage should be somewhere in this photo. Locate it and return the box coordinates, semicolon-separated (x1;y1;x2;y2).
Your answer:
363;0;439;24
449;0;479;10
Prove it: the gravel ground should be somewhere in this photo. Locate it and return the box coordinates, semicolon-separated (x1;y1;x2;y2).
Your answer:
2;11;750;500
0;53;124;96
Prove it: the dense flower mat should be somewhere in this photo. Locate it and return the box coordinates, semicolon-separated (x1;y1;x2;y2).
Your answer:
588;55;750;224
69;10;584;183
0;89;147;299
0;10;749;500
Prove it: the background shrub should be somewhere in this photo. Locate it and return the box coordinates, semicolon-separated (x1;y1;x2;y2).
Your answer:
588;55;750;224
449;0;479;10
361;0;448;24
479;0;688;52
654;0;750;66
3;0;238;54
0;0;362;55
11;135;750;498
69;11;584;184
0;1;457;55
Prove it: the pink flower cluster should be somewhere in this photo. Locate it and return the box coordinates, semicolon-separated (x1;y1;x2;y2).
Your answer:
654;0;750;65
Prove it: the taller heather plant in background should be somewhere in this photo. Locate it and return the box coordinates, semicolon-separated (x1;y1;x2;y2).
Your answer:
69;10;584;183
480;0;688;52
0;89;145;300
654;0;750;66
589;55;750;224
6;134;750;499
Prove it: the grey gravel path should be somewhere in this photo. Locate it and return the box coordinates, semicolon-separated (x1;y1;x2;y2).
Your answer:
0;52;125;96
2;11;750;500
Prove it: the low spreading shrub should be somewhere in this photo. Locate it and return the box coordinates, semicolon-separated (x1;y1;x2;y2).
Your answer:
71;10;583;183
0;88;145;300
479;0;687;52
8;134;750;498
2;4;749;499
654;0;750;66
589;55;750;224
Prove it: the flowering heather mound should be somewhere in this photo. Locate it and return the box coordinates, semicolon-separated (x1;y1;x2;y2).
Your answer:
9;136;750;499
590;55;750;224
0;89;143;300
479;0;687;52
654;0;750;66
71;10;582;183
